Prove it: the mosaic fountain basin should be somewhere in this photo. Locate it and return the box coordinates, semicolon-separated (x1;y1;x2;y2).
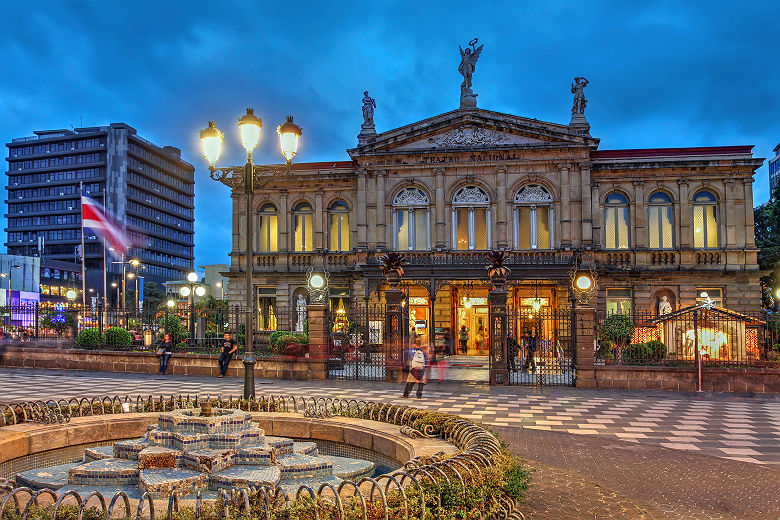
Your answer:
15;409;378;499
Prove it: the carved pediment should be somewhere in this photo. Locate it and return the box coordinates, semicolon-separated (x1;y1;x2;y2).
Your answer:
393;125;546;150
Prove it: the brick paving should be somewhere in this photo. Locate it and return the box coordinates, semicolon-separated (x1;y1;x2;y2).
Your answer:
1;368;779;518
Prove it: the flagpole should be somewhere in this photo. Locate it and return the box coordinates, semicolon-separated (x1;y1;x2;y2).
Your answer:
79;182;87;308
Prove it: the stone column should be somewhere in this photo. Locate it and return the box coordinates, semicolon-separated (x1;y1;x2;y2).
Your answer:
580;162;593;247
678;181;691;248
385;276;406;382
314;192;324;250
279;190;289;252
433;167;446;250
495;166;508;248
558;163;572;248
375;170;387;250
744;178;756;248
488;278;509;386
574;304;596;389
633;181;645;249
356;170;368;251
724;178;736;248
306;303;328;380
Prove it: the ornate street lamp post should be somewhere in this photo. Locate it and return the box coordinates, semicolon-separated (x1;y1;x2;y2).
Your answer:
200;110;302;399
180;272;206;349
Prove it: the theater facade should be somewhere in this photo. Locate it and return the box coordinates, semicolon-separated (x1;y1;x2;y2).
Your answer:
223;100;763;354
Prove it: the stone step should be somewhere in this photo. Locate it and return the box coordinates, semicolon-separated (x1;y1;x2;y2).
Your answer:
182;449;236;474
276;453;333;480
84;446;114;462
138;446;183;469
321;455;376;481
113;438;149;460
158;410;256;435
235;445;275;466
140;468;208;498
293;442;318;456
264;436;294;455
209;466;281;490
147;427;264;451
16;462;82;490
68;458;139;486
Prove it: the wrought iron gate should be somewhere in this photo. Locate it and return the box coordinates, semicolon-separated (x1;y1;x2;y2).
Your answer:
326;303;388;381
508;307;575;386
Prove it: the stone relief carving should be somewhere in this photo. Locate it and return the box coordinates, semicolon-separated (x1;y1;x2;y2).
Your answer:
514;185;553;204
453;186;490;205
428;126;510;148
393;188;430;206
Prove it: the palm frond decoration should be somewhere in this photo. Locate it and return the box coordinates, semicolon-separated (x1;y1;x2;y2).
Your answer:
486;250;511;278
380;252;406;277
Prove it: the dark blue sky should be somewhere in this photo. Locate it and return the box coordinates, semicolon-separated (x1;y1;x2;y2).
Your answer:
2;1;778;267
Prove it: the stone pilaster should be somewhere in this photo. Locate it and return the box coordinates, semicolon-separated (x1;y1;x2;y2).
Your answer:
495;166;508;249
591;181;601;248
375;170;387;251
580;162;593;247
724;178;736;248
744;178;756;248
306;303;328;380
433;167;446;250
633;181;645;249
678;180;691;248
314;192;324;250
574;305;596;389
279;190;289;252
356;170;368;251
558;163;572;248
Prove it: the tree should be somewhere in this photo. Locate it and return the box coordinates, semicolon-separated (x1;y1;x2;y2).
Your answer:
125;281;167;311
41;306;76;337
754;185;780;308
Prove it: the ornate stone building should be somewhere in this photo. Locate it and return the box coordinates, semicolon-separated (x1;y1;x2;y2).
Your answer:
223;90;763;351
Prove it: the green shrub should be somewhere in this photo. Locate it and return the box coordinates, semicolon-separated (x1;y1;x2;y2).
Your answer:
645;339;667;359
104;327;132;347
76;328;103;349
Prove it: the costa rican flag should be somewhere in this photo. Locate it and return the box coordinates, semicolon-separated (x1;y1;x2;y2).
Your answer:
81;192;132;256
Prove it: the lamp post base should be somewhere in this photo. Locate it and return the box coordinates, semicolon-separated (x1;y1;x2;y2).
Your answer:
242;354;256;399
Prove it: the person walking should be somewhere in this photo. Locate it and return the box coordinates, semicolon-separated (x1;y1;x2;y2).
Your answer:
475;324;485;355
218;332;238;378
402;339;428;398
521;329;537;373
157;334;174;375
458;325;469;354
507;331;520;371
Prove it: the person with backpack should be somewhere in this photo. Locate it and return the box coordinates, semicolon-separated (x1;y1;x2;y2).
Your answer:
402;339;428;398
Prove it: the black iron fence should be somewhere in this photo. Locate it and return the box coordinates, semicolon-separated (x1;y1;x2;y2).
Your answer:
326;302;388;380
0;304;297;355
595;308;780;368
508;307;575;386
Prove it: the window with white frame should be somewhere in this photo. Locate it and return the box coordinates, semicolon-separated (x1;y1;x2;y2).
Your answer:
293;202;313;252
648;192;674;249
604;192;630;249
693;190;719;249
452;186;490;250
392;188;430;250
328;201;350;252
606;288;632;315
513;185;553;249
256;203;278;252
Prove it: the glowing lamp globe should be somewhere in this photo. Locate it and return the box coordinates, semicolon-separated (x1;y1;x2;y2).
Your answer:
277;116;302;162
199;121;224;166
237;108;262;152
166;299;175;308
195;286;206;297
700;292;709;299
532;299;541;311
575;274;593;291
66;289;77;300
309;274;325;289
180;286;191;297
187;272;198;283
464;299;473;309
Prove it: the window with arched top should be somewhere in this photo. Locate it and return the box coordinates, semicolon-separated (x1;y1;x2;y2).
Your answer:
393;188;430;250
604;192;630;249
452;186;490;250
693;190;718;248
329;201;350;252
648;192;673;249
257;203;278;252
513;185;553;249
293;202;313;252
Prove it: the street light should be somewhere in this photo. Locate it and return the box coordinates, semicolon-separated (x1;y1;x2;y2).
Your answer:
111;282;119;309
200;109;302;399
165;298;176;336
180;272;206;349
216;281;223;300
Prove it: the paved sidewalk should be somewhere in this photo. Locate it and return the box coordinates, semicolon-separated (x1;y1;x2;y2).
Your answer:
1;368;777;467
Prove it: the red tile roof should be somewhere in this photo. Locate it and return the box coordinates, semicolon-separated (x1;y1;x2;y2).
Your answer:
592;146;754;159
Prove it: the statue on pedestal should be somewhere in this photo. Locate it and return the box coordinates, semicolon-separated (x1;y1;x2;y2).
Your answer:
571;77;589;114
358;91;377;145
295;294;307;333
458;38;483;108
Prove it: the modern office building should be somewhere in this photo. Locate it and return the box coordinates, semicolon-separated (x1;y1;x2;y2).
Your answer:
5;124;195;303
769;142;780;196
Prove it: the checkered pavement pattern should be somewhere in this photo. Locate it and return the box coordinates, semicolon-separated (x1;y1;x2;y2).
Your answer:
0;368;777;466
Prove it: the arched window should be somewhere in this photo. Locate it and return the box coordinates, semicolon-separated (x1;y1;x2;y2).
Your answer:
513;185;553;249
604;192;630;249
452;186;490;250
329;201;350;252
257;203;278;252
693;190;718;248
293;202;313;252
393;188;430;250
648;192;673;249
